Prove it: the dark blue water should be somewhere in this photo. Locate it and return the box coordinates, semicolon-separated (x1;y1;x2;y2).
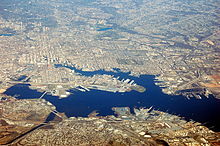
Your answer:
0;34;14;36
4;67;220;131
55;64;133;79
16;75;27;81
97;27;112;31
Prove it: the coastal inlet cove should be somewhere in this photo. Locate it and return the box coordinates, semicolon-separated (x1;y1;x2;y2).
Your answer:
4;66;220;132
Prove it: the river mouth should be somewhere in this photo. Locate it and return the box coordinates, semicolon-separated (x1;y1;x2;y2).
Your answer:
4;73;220;132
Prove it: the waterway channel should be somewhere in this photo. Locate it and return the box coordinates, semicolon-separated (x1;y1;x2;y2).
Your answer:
4;65;220;131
